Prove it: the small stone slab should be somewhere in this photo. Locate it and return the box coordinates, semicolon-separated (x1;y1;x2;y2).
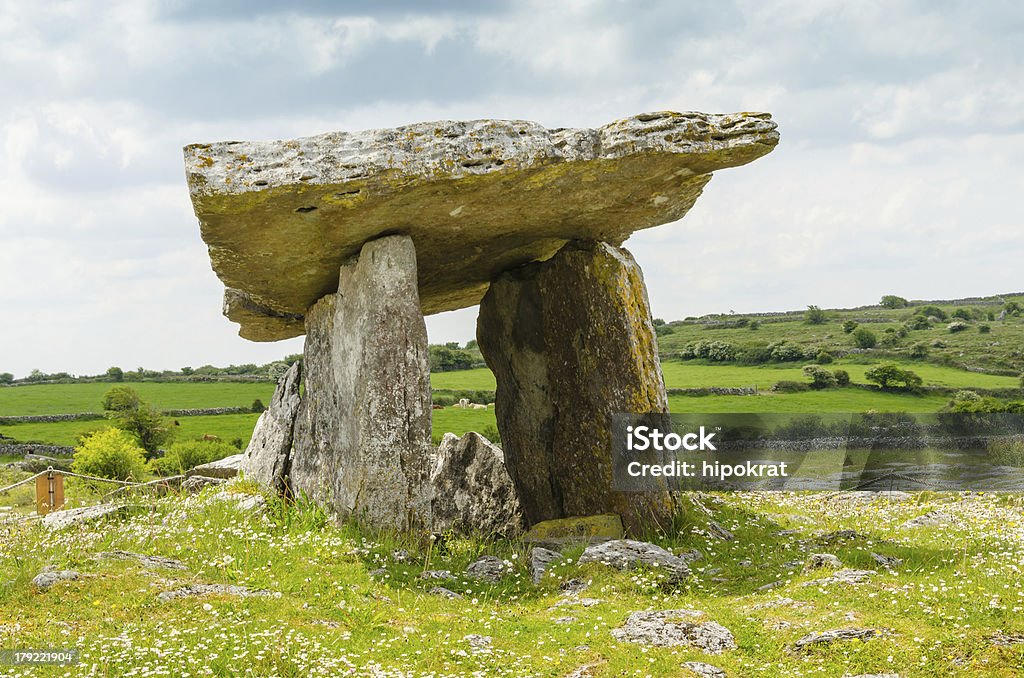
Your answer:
180;475;226;494
530;547;563;584
523;513;624;547
241;361;302;491
185;111;778;340
41;504;121;530
578;539;689;583
682;662;727;678
188;454;243;479
611;610;736;653
802;569;875;587
465;555;508;582
96;550;188;571
157;583;273;603
32;569;80;591
900;510;953;529
429;586;462;600
794;628;877;650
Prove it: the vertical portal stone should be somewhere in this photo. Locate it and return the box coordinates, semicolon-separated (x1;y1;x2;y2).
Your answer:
290;235;431;532
477;240;676;534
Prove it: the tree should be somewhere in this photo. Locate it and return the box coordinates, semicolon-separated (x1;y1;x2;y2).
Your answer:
842;320;859;334
805;305;828;324
106;366;124;382
102;386;172;454
0;372;13;384
865;364;923;390
880;295;909;309
852;327;877;349
803;365;837;389
180;366;194;376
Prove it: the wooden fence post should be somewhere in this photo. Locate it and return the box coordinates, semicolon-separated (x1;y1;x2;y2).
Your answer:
35;469;65;514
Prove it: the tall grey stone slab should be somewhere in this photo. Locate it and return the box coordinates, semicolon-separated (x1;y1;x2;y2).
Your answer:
241;360;302;492
477;240;676;534
289;235;432;531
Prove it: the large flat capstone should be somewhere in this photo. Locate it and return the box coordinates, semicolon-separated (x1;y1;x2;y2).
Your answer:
185;111;778;340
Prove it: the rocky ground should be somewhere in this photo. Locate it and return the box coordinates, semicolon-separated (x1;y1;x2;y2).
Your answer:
1;484;1023;677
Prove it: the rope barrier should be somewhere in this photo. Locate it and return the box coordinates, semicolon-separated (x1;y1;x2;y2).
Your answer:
1;467;168;495
0;470;48;494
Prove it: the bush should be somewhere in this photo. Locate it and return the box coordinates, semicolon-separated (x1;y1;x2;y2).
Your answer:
72;428;147;481
768;341;804;362
735;345;772;364
802;364;837;389
102;386;172;454
852;327;877;349
909;342;929;359
916;305;948;321
953;390;982;403
680;340;736;362
804;305;828;325
865;363;923;391
251;399;267;413
880;295;909;309
149;439;238;476
905;315;931;331
947;320;969;333
833;369;851;386
951;308;975;321
842;320;858;334
748;320;760;330
654;324;674;336
979;324;992;334
815;351;834;364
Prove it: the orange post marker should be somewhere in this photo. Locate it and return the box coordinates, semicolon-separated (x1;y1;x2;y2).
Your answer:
35;469;65;514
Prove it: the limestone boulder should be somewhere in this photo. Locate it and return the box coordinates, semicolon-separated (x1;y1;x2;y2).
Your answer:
578;539;690;584
184;112;778;340
187;454;242;479
430;431;524;537
611;610;736;652
289;235;432;531
241;361;302;491
477;240;677;532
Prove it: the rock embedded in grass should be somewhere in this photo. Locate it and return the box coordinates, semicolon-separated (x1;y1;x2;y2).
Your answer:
180;475;226;493
578;539;690;583
802;568;875;587
530;547;563;584
429;586;462;600
41;504;121;530
465;555;509;582
805;553;843;570
793;627;877;650
611;609;736;653
31;569;80;591
682;662;727;678
157;583;273;603
96;550;188;571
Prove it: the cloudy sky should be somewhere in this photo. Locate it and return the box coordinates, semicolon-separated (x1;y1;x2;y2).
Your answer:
2;0;1022;379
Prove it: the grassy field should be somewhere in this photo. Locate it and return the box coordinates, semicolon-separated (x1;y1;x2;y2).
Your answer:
0;381;277;416
0;413;261;448
0;480;1021;676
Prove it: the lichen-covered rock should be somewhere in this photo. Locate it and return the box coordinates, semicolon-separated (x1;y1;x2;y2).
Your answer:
430;432;523;537
794;628;877;650
289;235;431;532
96;550;187;571
611;610;736;653
184;111;778;341
682;662;727;678
522;514;625;547
578;539;689;583
241;361;302;492
478;241;676;533
802;569;875;587
466;555;509;582
180;475;225;494
157;584;273;603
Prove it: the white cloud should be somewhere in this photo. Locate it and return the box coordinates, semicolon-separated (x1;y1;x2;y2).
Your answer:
0;0;1021;377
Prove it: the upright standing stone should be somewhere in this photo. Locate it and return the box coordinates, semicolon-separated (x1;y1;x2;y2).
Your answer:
289;235;432;531
241;361;302;492
477;240;676;534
